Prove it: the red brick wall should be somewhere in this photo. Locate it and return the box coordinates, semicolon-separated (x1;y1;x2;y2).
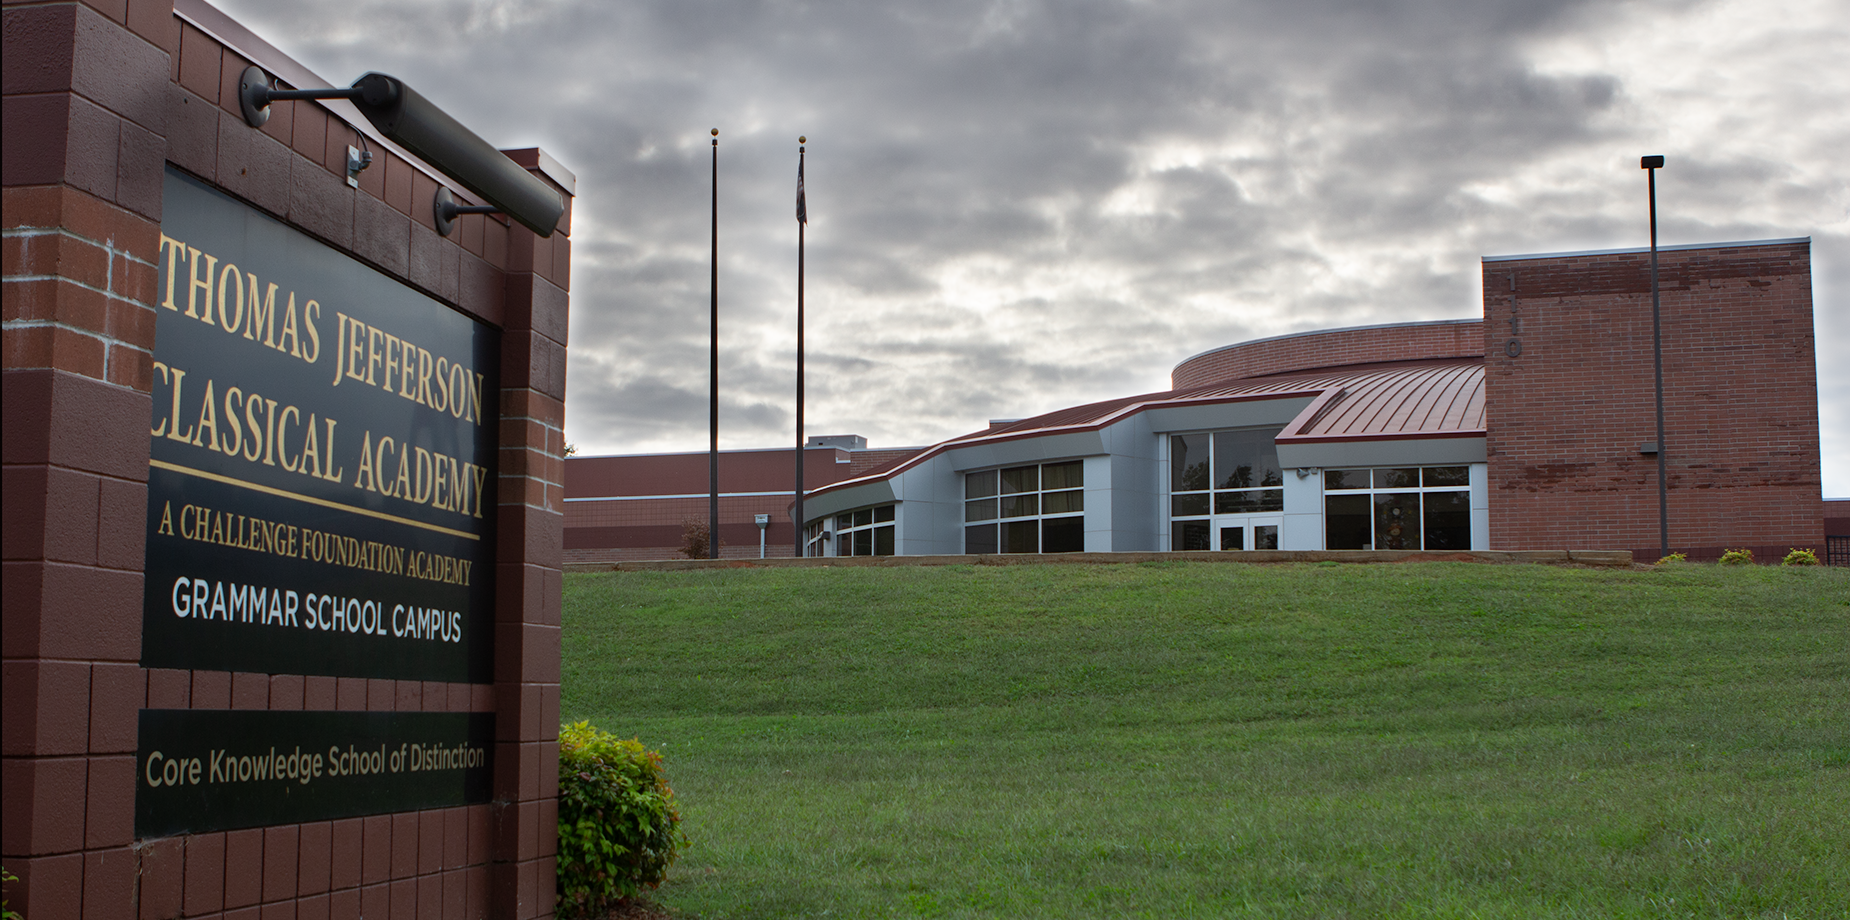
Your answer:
3;2;570;916
565;494;802;563
562;447;919;562
1826;499;1849;536
1171;320;1485;389
1481;240;1821;557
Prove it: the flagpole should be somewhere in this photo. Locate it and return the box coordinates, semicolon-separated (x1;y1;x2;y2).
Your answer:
794;136;807;557
709;128;720;560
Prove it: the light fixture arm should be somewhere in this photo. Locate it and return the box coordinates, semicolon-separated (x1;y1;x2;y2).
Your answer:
434;187;502;237
239;66;383;128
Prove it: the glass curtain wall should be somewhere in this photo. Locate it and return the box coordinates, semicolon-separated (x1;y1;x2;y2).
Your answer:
1169;429;1284;550
1324;466;1470;550
965;460;1085;553
834;505;896;556
804;504;897;557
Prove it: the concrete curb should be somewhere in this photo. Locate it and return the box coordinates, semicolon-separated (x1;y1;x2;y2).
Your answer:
565;549;1634;574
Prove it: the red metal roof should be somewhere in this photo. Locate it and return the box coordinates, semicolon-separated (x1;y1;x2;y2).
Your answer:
813;358;1485;497
1274;359;1485;441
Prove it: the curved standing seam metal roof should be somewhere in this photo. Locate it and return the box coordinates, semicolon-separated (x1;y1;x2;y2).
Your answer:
1276;359;1485;441
807;358;1485;501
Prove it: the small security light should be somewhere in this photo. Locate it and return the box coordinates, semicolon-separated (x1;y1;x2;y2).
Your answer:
239;67;565;237
344;144;372;187
1640;155;1665;169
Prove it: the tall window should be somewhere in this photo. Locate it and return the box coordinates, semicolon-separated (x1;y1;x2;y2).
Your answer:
834;505;895;556
804;505;896;557
1169;429;1284;550
965;460;1084;554
1324;467;1470;550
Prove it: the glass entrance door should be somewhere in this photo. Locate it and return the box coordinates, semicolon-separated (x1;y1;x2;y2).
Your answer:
1215;514;1282;551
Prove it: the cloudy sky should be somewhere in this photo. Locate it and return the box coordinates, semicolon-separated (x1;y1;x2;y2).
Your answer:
217;0;1848;495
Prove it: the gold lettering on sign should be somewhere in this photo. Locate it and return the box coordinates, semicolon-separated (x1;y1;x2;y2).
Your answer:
351;431;487;519
150;362;347;485
331;313;486;428
156;236;322;368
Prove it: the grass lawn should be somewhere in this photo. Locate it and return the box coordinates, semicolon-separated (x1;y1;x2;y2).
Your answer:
561;561;1850;919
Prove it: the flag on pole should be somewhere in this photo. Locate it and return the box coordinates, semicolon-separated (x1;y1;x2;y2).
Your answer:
796;153;807;224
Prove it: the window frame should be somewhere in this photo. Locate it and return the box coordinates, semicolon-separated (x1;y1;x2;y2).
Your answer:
1167;427;1286;550
832;503;896;557
1321;466;1472;551
964;459;1086;554
807;504;896;557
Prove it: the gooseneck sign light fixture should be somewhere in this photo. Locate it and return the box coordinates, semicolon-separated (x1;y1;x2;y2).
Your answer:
238;67;564;239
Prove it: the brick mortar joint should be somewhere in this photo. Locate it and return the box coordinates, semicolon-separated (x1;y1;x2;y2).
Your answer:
13;556;153;577
2;318;152;355
4;227;160;268
499;386;564;400
495;500;563;513
499;478;564;491
4;271;153;308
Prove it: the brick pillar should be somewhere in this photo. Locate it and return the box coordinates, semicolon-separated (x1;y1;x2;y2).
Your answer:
3;1;175;917
490;161;570;919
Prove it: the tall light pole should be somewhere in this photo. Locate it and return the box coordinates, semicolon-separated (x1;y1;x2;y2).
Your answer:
1642;154;1669;560
709;128;720;559
794;136;808;557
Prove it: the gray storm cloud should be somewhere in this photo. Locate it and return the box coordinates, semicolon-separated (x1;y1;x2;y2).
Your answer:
214;0;1849;492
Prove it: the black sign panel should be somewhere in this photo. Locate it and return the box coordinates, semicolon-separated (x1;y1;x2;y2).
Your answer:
143;169;496;682
136;709;493;837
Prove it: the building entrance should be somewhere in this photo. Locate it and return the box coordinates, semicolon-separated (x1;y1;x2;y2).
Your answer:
1215;514;1282;551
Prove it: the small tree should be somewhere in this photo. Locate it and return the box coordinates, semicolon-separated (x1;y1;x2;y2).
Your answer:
680;518;723;559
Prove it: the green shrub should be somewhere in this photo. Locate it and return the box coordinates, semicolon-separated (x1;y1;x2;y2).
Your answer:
1781;548;1820;566
1654;552;1687;565
557;721;685;917
1717;548;1754;565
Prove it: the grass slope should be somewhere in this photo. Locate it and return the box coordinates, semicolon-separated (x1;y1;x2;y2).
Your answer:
562;562;1850;919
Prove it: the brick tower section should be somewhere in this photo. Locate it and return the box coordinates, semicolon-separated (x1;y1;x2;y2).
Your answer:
4;3;174;918
4;1;569;916
1481;239;1822;560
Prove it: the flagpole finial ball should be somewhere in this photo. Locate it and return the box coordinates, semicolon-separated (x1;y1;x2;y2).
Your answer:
799;136;806;143
711;128;719;136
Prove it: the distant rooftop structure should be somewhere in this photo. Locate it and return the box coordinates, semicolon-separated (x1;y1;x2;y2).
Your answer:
806;434;867;450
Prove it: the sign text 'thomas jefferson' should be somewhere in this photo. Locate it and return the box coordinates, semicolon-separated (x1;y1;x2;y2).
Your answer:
151;235;491;515
140;169;497;682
